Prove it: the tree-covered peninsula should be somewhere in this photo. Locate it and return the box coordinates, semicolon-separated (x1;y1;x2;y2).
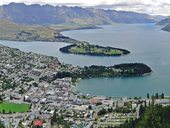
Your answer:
59;43;130;56
55;63;152;81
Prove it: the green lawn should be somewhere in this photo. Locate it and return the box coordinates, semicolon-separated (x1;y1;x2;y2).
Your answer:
0;102;30;113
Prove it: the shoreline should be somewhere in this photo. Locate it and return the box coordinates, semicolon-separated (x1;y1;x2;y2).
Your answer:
0;43;153;98
0;25;102;43
0;25;154;98
58;25;102;33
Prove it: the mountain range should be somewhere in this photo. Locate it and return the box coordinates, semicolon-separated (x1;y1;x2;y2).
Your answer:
0;2;164;25
157;17;170;26
0;2;168;41
157;17;170;32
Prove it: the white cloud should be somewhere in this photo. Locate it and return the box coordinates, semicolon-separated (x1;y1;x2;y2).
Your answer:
0;0;170;15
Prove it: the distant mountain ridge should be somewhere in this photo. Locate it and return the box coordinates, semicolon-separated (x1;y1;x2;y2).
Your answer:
157;17;170;26
156;17;170;32
0;2;163;25
0;3;167;42
162;24;170;32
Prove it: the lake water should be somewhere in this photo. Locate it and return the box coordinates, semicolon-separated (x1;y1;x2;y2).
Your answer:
1;24;170;97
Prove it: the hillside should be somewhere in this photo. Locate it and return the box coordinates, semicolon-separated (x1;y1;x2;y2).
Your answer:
0;2;160;25
0;19;94;42
115;104;170;128
162;24;170;32
156;17;170;32
157;17;170;26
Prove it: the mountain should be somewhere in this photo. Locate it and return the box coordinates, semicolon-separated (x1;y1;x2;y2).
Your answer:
156;17;170;32
0;2;160;25
162;24;170;32
156;17;170;26
0;3;166;41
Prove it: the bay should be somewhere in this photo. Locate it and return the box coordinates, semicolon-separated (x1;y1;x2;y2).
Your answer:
1;24;170;97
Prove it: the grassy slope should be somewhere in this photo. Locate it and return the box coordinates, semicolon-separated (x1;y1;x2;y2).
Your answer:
0;19;91;41
0;102;30;113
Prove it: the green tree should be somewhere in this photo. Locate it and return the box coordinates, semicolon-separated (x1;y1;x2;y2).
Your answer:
0;120;5;128
98;108;107;116
155;93;159;99
2;109;5;114
147;93;150;99
9;110;12;114
161;92;164;99
88;105;92;110
139;105;145;117
108;107;113;113
0;95;3;103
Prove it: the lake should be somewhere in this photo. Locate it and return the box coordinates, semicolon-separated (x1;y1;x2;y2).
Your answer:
1;24;170;97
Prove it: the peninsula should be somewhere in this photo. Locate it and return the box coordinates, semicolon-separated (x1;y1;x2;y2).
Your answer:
59;43;130;56
55;63;152;81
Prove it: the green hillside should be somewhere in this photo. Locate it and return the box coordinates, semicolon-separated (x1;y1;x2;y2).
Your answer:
115;104;170;128
0;19;92;42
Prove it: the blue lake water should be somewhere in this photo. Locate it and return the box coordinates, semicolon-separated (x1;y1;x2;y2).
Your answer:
1;24;170;97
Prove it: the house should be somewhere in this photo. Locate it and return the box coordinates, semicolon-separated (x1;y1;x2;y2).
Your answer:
34;120;43;128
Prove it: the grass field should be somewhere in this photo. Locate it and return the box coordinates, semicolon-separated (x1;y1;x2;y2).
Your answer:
0;102;30;113
69;43;123;55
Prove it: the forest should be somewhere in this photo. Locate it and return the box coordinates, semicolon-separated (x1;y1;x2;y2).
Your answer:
114;104;170;128
55;63;152;82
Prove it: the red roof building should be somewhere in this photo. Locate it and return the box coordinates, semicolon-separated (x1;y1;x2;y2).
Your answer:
34;120;43;127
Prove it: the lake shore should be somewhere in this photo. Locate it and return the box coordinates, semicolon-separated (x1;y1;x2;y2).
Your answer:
1;24;167;97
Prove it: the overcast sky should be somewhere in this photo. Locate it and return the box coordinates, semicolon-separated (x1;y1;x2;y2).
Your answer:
0;0;170;16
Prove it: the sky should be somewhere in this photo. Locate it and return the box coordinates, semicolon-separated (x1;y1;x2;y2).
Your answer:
0;0;170;16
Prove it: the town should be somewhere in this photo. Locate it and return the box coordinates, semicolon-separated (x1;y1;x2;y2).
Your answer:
0;44;170;128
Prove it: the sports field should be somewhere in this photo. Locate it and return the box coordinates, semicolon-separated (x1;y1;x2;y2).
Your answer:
0;102;30;113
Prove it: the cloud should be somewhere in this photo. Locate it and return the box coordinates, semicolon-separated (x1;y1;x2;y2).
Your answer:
94;0;170;15
0;0;106;6
0;0;169;15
